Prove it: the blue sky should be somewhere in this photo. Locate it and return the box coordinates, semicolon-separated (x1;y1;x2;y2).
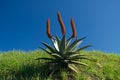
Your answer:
0;0;120;53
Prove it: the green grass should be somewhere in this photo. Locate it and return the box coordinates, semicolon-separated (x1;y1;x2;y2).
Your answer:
0;50;120;80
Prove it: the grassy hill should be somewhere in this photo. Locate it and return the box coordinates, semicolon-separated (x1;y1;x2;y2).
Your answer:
0;50;120;80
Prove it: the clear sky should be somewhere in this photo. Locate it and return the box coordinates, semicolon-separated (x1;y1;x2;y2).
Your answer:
0;0;120;53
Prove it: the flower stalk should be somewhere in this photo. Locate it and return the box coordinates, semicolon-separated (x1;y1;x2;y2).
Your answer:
46;19;52;39
57;11;66;35
71;18;77;38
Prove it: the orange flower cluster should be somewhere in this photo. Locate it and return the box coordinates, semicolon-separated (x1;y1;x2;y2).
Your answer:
46;11;77;39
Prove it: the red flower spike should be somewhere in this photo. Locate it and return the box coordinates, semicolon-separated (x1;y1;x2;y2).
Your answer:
71;18;77;38
57;11;66;35
46;19;52;39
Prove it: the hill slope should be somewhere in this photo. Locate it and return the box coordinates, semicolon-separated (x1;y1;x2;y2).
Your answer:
0;50;120;80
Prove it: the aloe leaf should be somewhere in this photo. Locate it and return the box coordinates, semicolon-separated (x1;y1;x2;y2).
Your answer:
66;37;72;47
65;52;84;58
70;61;88;66
69;56;91;61
66;40;81;52
68;64;79;73
50;63;62;76
70;41;82;51
78;36;86;41
64;52;76;56
46;59;59;62
51;53;62;58
38;47;52;54
55;35;60;47
66;37;86;52
77;45;92;52
60;35;66;53
35;57;55;61
39;47;62;58
69;53;85;58
51;39;59;52
41;42;57;53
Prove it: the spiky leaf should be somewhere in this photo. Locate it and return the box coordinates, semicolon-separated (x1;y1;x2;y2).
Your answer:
65;52;84;58
77;45;92;52
55;35;60;46
51;39;59;51
50;63;62;76
68;64;79;73
51;53;62;58
70;61;88;66
38;47;52;54
60;35;66;53
66;37;86;52
70;40;82;51
41;42;57;53
35;57;55;61
69;53;85;58
66;37;72;47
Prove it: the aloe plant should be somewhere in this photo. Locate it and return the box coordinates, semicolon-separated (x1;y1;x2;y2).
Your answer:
36;11;91;76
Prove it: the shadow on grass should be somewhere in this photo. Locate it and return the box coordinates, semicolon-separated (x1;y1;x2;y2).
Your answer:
1;61;75;80
14;62;50;80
